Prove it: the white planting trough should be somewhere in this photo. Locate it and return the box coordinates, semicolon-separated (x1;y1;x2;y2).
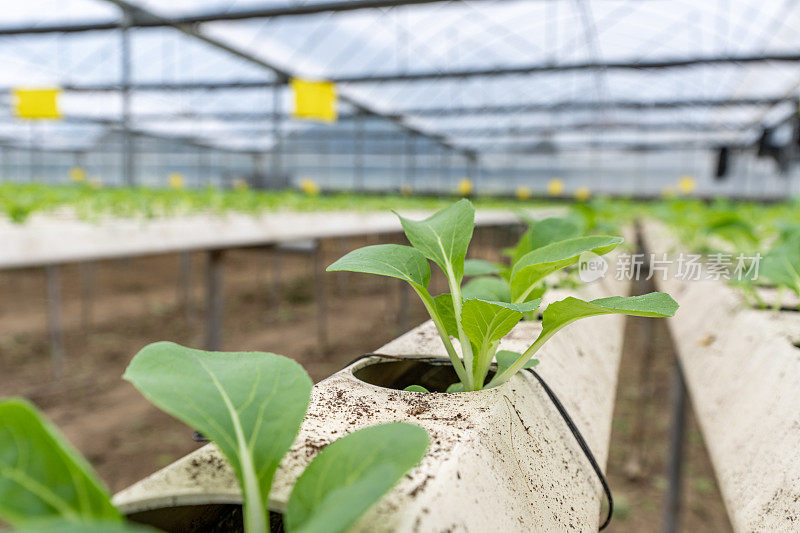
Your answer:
113;272;628;532
642;221;800;531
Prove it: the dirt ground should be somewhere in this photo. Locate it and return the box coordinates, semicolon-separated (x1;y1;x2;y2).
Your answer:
0;228;731;531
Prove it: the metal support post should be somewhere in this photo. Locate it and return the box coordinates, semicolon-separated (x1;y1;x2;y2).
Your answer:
120;8;135;186
397;279;409;334
79;261;96;331
205;250;224;351
312;240;327;352
45;265;65;379
271;83;283;186
179;252;193;324
270;247;282;312
355;113;364;191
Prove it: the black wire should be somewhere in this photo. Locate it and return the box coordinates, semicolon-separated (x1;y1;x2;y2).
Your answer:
525;368;614;531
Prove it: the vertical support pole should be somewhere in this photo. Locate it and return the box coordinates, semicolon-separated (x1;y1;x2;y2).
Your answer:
45;265;64;379
272;82;283;186
29;122;36;182
120;8;134;187
179;251;193;324
312;240;327;353
354;113;364;191
205;250;224;351
79;261;96;331
468;153;479;192
397;279;409;335
662;358;688;533
270;246;282;313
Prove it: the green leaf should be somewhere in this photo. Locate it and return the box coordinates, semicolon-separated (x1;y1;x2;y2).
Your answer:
510;235;623;302
464;259;502;276
528;217;583;251
461;298;541;347
123;342;313;533
489;293;677;386
538;293;679;343
326;244;430;289
761;237;800;294
507;217;583;263
12;521;155;532
462;276;511;302
432;294;459;337
403;385;430;393
494;350;538;377
286;423;428;533
0;399;120;527
446;382;466;393
396;199;475;282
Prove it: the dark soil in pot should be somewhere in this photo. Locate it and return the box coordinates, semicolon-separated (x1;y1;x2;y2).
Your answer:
353;357;495;392
127;504;282;533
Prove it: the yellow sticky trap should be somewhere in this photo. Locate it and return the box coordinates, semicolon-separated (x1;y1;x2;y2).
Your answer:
68;167;86;183
677;175;696;194
299;177;320;196
547;178;564;196
515;186;532;200
291;78;337;122
168;173;185;189
575;187;591;202
13;88;62;119
400;184;413;197
457;178;473;196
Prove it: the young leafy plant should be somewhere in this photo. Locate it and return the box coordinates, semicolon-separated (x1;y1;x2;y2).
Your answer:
760;234;800;310
123;342;428;533
1;345;428;533
0;398;150;532
328;200;678;391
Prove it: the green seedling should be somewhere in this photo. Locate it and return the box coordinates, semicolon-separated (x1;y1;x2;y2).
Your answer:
124;342;428;533
760;234;800;310
328;200;678;391
1;346;428;533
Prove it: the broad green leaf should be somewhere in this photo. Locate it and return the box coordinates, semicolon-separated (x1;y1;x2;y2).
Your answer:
528;217;582;251
446;382;466;393
464;259;502;277
495;350;538;377
432;294;458;337
0;399;120;527
490;293;677;386
123;342;313;533
286;423;428;533
461;298;541;347
538;294;678;342
510;235;623;302
403;385;430;393
326;244;430;289
507;217;583;263
537;293;678;349
396;199;475;281
462;276;511;302
761;237;800;294
12;521;155;532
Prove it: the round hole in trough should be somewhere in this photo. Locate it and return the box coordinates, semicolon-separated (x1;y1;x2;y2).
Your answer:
353;358;494;393
126;505;284;533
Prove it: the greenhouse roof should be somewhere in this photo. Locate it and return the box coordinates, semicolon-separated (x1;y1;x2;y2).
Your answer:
1;0;799;156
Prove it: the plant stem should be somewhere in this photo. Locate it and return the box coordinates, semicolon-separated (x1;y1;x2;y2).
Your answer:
413;286;470;385
445;267;475;390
